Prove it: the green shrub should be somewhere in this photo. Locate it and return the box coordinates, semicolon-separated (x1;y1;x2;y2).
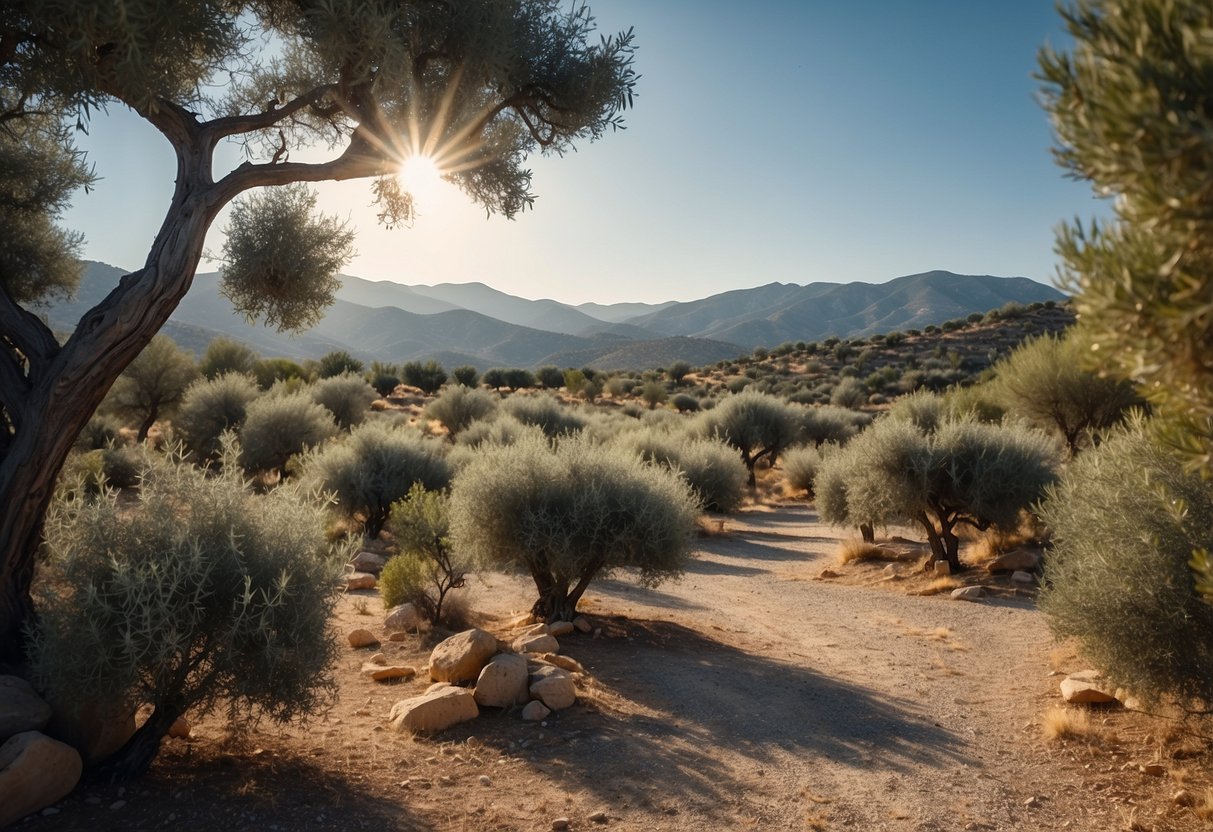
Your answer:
639;381;668;409
455;414;539;449
74;414;123;452
305;421;452;538
450;433;697;621
1039;420;1213;709
799;404;868;447
620;432;746;514
451;366;479;387
503;368;535;391
783;445;824;496
697;390;801;486
99;444;145;489
535;365;564;389
31;447;346;779
175;372;261;461
318;350;363;378
667;360;693;385
402;360;447;394
830;377;867;409
199;337;257;379
105;334;198;441
370;372;400;397
311;372;377;430
671;392;699;413
503;393;586;438
382;484;469;625
887;390;948;434
425;384;498;438
253;357;308;390
239;392;337;478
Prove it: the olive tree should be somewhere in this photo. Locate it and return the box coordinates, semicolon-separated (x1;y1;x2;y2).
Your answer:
425;383;497;439
0;0;637;660
198;337;258;380
104;334;198;441
819;416;1058;570
698;391;801;487
450;433;697;621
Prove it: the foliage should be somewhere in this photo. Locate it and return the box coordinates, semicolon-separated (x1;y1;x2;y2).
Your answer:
317;351;364;379
639;380;669;409
799;404;868;447
451;366;479;387
449;433;697;621
105;335;198;441
698;391;801;486
830;377;868;409
175;372;260;461
219;185;355;331
311;373;377;430
99;444;147;490
198;337;257;380
503;368;536;391
30;446;346;779
402;360;447;395
671;392;699;413
74;415;122;453
535;365;564;389
304;421;452;538
382;484;469;625
455;415;541;449
993;334;1139;455
886;390;948;434
667;360;693;385
370;372;400;397
1039;420;1213;709
620;432;747;514
239;392;337;478
425;384;497;438
818;416;1058;569
253;358;308;390
783;445;825;496
503;393;586;438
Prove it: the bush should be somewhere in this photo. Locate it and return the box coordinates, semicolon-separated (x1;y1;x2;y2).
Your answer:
450;433;698;621
503;393;586;438
455;415;539;449
304;421;452;538
105;334;198;441
30;447;345;779
318;350;363;378
620;432;747;513
382;484;469;625
402;360;447;394
886;390;948;434
671;392;699;413
783;445;824;495
253;357;307;390
503;368;535;391
370;372;400;397
830;377;867;409
799;404;868;447
311;372;378;430
451;365;479;387
199;337;257;379
667;360;693;385
74;414;123;452
99;444;145;489
697;390;801;486
535;365;564;389
1039;420;1213;709
239;392;337;478
175;372;261;461
426;384;498;438
639;381;668;409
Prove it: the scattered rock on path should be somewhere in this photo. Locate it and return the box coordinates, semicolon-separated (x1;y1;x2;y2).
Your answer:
514;633;559;654
552;818;570;831
1011;570;1036;584
389;685;478;734
362;663;417;682
0;731;83;827
521;701;550;722
529;666;576;711
345;572;377;591
547;621;575;637
540;653;585;674
473;654;529;709
1060;671;1119;705
0;676;52;741
429;629;498;684
817;568;839;579
573;616;592;634
385;603;421;633
348;628;381;649
987;548;1040;574
351;551;387;575
950;586;985;602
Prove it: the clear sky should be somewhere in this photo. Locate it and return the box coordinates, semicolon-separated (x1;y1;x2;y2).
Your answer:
63;1;1099;306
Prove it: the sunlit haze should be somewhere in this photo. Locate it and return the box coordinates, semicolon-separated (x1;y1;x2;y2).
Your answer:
63;1;1100;305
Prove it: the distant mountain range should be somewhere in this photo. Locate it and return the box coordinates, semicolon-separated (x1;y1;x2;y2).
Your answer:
46;262;1065;371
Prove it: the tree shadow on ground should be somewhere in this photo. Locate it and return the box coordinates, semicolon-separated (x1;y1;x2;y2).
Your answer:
20;740;434;832
681;553;766;577
454;619;971;811
590;577;709;611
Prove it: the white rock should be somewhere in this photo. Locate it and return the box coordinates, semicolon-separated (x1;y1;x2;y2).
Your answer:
0;676;52;742
168;717;191;739
389;685;479;733
1060;671;1118;704
547;621;575;637
345;571;377;591
529;666;576;711
540;653;585;674
348;628;381;649
950;586;985;602
521;701;550;722
361;663;417;682
514;633;560;654
572;616;592;634
473;654;529;709
0;731;83;827
516;623;549;637
384;603;421;633
429;629;498;684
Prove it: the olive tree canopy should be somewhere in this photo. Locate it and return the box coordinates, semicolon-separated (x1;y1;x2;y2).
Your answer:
0;0;637;662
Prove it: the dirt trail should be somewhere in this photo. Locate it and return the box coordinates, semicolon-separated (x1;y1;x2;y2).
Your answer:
20;503;1181;832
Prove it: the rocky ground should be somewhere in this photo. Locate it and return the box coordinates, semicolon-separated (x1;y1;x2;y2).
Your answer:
9;502;1213;831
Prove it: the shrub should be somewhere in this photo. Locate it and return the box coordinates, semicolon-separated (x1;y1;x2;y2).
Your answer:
425;384;498;438
1039;421;1213;709
311;373;377;430
783;445;824;496
667;360;693;384
451;365;479;387
620;432;747;514
535;365;564;389
502;368;535;391
481;368;506;390
30;447;346;779
198;337;257;379
370;372;400;397
639;380;668;409
175;372;261;461
671;392;699;413
99;444;145;489
830;377;867;409
455;414;539;449
74;414;123;452
253;357;307;390
402;360;447;394
799;404;867;447
562;368;587;395
304;421;452;538
697;391;801;487
886;390;948;434
503;393;586;438
450;433;697;621
382;484;469;625
318;350;363;378
105;334;198;441
239;392;337;478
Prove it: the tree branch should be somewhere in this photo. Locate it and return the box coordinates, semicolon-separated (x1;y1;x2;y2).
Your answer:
203;85;339;141
0;287;58;376
212;134;392;203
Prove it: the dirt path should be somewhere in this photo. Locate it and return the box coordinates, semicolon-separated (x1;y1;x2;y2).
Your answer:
21;503;1195;832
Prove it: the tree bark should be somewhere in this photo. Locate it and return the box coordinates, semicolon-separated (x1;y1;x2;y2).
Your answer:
102;702;180;783
859;523;875;544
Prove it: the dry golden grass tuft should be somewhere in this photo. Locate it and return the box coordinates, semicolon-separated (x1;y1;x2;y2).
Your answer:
1043;707;1093;741
696;515;730;537
837;537;895;564
916;576;960;595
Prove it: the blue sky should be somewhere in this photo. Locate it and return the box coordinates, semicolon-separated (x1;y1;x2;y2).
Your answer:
63;1;1100;305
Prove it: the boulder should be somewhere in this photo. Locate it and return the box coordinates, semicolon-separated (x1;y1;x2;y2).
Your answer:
987;548;1040;574
348;628;381;649
515;623;549;637
0;676;52;742
389;685;479;734
547;621;575;637
514;633;560;654
506;612;537;629
0;731;83;827
1011;570;1036;584
44;699;135;766
572;616;592;634
429;629;498;684
473;654;529;708
351;551;387;575
384;603;421;633
1060;671;1119;705
540;653;585;674
168;718;191;740
521;701;551;722
529;666;576;711
361;663;417;682
950;586;985;602
345;571;377;591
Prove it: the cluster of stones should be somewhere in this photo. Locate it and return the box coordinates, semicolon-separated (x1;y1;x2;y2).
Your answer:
1057;669;1140;710
948;549;1042;602
349;610;593;735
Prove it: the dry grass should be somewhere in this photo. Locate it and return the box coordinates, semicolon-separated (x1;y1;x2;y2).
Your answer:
1043;707;1093;741
837;537;895;564
916;576;960;595
696;515;729;537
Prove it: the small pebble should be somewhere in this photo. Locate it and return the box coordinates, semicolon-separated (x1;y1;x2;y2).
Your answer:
478;775;491;786
589;810;609;823
552;819;570;831
110;800;127;810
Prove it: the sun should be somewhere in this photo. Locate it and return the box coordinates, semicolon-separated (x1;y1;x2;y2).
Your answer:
400;154;446;202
